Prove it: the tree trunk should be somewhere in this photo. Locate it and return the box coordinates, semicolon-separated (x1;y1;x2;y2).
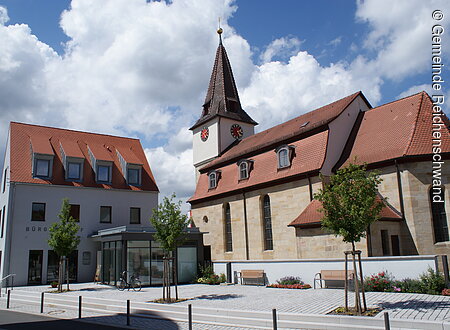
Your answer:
66;257;69;291
351;242;361;315
174;256;178;300
58;256;63;292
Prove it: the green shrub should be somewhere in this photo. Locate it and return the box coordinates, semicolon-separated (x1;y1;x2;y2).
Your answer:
393;278;423;293
418;268;446;295
197;264;226;285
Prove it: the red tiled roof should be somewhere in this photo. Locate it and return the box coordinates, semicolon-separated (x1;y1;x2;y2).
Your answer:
9;122;158;192
88;143;113;162
30;135;54;155
203;91;365;171
190;130;328;203
116;146;143;165
59;139;84;158
288;195;402;228
343;92;450;166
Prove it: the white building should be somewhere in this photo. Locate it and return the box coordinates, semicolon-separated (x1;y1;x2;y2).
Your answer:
0;122;160;286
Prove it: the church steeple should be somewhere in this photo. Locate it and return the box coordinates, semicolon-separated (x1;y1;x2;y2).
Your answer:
191;29;257;173
190;30;257;131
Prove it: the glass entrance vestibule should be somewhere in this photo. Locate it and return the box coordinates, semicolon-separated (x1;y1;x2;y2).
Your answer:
93;226;204;286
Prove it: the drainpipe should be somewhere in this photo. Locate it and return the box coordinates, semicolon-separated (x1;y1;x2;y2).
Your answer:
242;191;250;260
395;160;405;219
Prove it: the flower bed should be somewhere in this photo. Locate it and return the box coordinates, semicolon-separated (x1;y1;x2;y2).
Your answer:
267;284;311;289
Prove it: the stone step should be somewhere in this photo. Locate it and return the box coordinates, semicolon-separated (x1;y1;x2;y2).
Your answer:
2;290;448;330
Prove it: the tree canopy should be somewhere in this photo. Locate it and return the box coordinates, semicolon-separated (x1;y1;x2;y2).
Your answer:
314;162;384;246
48;198;81;257
150;193;190;254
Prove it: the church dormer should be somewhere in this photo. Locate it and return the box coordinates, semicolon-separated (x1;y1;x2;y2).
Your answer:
191;28;257;174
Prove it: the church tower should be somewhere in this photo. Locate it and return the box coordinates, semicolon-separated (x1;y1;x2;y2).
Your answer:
190;29;258;176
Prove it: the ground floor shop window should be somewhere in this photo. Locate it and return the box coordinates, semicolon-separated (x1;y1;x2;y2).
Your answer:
47;250;78;283
101;240;197;286
177;246;197;283
28;250;43;285
102;241;123;285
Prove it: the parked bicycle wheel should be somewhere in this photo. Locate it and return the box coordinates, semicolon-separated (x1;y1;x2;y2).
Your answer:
131;279;141;291
117;279;126;291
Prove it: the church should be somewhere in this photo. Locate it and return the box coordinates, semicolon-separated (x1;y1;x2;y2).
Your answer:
188;30;450;264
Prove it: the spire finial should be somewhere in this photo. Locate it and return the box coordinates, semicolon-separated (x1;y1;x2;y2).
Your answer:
217;17;223;44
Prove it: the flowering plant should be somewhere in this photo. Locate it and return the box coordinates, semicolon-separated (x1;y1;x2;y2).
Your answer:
268;283;311;289
364;271;393;292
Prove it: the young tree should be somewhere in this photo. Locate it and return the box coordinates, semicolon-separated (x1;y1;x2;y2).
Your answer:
48;198;80;291
150;193;190;302
314;162;384;313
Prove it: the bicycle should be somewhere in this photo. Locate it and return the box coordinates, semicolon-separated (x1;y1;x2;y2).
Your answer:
117;271;141;291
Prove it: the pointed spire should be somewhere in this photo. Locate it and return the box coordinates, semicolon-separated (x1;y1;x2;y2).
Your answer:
190;29;257;130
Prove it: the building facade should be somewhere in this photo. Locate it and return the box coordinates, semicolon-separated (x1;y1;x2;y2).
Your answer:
0;122;203;286
189;38;450;263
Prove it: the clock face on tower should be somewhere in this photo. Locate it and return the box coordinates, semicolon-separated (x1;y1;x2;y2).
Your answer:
230;124;243;140
200;127;209;142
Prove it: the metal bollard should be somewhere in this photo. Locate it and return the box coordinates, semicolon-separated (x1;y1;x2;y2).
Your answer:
78;296;82;319
188;304;192;330
384;311;390;330
272;308;277;330
126;299;130;326
7;290;10;309
41;292;44;313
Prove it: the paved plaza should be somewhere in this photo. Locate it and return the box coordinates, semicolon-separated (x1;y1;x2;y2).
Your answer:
0;283;449;329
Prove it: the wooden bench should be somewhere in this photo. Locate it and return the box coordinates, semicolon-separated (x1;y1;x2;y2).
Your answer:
314;270;354;289
239;269;266;286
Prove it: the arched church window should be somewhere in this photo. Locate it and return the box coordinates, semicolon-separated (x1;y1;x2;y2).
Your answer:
262;195;273;250
430;187;449;242
224;203;233;252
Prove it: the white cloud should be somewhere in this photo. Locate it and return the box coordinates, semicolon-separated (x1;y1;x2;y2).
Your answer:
259;36;301;63
356;0;450;80
328;36;342;47
0;0;447;204
397;84;432;99
0;6;8;25
144;146;195;211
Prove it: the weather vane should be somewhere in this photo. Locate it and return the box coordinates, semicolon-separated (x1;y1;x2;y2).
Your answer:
217;17;223;43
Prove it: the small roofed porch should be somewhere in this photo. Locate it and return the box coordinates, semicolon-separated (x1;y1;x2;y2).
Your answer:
288;196;407;259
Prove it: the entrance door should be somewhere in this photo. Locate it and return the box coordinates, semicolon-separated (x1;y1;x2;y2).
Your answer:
28;250;43;285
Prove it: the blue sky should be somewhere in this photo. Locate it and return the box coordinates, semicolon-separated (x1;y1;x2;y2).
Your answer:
0;0;448;202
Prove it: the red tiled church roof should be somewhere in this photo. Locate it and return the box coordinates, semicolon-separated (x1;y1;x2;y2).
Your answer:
203;91;366;171
9;122;158;191
288;195;402;228
190;130;328;202
343;92;450;166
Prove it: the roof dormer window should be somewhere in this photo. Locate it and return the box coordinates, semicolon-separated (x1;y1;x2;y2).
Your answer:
209;172;217;189
116;149;143;186
60;140;84;182
88;145;113;184
208;170;221;189
239;162;248;180
35;159;51;177
67;162;81;180
97;164;111;183
127;167;141;186
276;145;295;169
237;159;253;180
30;136;54;179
